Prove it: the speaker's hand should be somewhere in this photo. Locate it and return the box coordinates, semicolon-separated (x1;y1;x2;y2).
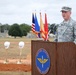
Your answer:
74;41;76;45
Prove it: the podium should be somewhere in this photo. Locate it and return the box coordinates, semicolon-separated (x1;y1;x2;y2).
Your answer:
31;40;76;75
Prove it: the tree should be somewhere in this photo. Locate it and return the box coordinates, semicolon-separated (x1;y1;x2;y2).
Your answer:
49;23;58;34
0;24;10;33
8;23;23;38
20;23;31;36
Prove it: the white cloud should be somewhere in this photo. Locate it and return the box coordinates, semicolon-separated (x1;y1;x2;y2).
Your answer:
0;0;76;25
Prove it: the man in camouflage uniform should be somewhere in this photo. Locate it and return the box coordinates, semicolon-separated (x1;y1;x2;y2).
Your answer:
55;6;76;44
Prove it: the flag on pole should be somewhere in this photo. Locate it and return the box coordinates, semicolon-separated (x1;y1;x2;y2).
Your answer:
31;13;35;33
31;13;40;38
40;12;45;40
44;13;48;41
34;13;40;38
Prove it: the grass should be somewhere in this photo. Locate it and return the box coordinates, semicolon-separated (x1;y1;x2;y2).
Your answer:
0;71;31;75
0;37;32;59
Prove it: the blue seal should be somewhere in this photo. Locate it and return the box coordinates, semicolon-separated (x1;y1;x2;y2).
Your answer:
36;48;50;74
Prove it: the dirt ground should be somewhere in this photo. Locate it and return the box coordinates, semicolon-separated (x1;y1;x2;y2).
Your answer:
0;58;31;72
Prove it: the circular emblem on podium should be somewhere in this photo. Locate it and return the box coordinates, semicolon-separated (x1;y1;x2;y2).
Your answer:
36;48;50;74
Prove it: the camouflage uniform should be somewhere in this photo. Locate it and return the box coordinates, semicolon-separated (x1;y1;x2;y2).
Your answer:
55;18;76;44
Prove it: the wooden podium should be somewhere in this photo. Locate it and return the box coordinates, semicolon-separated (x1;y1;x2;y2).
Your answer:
31;40;76;75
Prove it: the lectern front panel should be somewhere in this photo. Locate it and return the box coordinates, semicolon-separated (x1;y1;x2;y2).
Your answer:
31;40;56;75
57;42;76;75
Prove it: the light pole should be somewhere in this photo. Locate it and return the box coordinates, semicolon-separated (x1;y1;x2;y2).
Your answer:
17;41;24;64
4;41;10;64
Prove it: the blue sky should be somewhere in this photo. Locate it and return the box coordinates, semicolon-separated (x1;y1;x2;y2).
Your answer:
0;0;76;25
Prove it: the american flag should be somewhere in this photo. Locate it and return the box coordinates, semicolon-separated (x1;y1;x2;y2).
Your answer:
31;13;35;33
31;13;40;38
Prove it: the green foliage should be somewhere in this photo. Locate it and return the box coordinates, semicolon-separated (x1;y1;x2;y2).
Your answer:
0;24;10;33
0;23;31;37
20;23;31;36
49;23;58;34
8;23;23;38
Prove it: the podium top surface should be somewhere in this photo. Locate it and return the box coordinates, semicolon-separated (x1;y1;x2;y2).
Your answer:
31;40;75;44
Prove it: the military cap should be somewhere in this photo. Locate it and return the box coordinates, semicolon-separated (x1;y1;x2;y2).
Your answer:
61;6;72;12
